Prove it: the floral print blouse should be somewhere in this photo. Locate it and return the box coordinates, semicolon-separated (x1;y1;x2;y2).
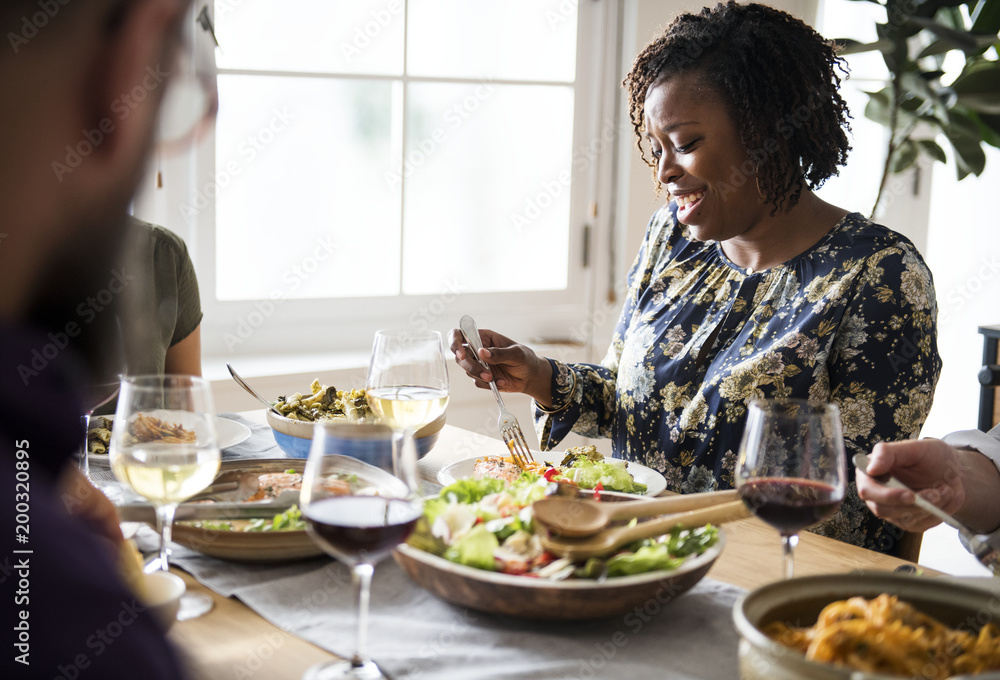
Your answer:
534;206;941;555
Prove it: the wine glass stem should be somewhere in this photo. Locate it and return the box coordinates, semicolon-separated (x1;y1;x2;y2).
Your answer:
391;428;419;491
80;413;92;482
350;562;375;667
782;533;799;580
155;503;178;572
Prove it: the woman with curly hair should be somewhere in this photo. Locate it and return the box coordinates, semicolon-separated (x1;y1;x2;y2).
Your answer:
449;2;941;555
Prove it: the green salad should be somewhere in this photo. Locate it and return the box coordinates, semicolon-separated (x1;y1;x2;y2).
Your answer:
408;476;718;580
182;505;306;533
554;446;648;495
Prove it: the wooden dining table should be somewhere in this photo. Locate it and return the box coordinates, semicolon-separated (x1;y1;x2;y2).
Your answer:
165;420;921;680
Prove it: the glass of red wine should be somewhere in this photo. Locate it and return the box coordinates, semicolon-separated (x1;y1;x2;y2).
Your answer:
300;421;423;680
736;398;846;580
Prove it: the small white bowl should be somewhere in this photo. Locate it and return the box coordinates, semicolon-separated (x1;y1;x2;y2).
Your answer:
142;571;186;631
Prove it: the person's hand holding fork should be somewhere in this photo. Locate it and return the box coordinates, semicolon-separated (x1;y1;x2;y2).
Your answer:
448;327;555;408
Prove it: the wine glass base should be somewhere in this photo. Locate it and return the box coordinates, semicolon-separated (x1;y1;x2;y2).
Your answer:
176;592;214;621
303;659;392;680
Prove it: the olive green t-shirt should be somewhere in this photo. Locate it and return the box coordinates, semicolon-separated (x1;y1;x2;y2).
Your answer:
120;217;203;375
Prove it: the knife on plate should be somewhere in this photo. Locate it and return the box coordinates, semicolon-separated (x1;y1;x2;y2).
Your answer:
117;500;299;524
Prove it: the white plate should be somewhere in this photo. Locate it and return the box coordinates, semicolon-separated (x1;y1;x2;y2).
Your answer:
88;415;252;465
436;450;667;496
214;417;253;450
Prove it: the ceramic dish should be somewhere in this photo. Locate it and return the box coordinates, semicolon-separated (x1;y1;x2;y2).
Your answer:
266;409;444;459
88;415;252;466
733;572;1000;680
394;528;724;620
437;451;668;497
169;458;323;562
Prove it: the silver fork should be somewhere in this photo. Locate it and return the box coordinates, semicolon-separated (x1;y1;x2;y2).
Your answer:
459;315;535;468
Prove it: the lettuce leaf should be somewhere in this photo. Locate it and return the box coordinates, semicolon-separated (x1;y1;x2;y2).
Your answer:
562;459;647;494
442;524;498;571
439;477;505;504
604;543;684;576
246;504;306;532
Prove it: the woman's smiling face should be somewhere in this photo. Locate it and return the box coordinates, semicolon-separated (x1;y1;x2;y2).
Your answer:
643;73;768;243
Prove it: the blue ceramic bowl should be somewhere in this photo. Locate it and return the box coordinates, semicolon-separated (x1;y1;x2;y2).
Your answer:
265;409;444;459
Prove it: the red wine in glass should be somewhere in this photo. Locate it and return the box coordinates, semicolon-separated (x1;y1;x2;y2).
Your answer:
738;478;842;535
736;399;846;580
304;495;422;565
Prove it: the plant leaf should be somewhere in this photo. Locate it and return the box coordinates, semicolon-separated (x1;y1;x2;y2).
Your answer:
916;138;948;162
967;110;1000;148
905;16;982;54
970;0;1000;35
951;64;1000;113
864;89;894;126
944;112;988;177
891;139;919;173
834;38;895;55
917;39;954;59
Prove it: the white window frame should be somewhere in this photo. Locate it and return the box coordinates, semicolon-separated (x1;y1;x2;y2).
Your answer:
136;1;624;364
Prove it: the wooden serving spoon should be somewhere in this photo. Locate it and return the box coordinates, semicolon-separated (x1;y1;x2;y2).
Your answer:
532;489;739;538
538;500;751;560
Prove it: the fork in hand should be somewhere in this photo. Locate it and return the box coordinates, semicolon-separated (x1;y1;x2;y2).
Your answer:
459;315;536;469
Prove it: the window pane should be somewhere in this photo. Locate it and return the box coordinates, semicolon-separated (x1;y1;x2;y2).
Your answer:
407;0;577;82
818;0;887;81
815;83;886;215
401;82;574;295
215;0;404;75
215;75;400;301
817;0;890;213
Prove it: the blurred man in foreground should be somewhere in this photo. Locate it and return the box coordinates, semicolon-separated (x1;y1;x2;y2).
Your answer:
0;1;193;677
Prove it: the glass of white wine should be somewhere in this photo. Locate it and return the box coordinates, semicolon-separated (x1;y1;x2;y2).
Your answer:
365;329;449;490
109;374;221;619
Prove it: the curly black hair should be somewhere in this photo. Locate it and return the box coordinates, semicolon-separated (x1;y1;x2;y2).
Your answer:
623;1;852;213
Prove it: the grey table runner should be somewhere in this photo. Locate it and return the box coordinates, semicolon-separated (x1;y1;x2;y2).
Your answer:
136;526;744;680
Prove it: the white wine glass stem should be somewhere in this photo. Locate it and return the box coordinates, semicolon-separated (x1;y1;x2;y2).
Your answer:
80;414;92;481
155;502;178;572
782;533;798;580
350;563;375;669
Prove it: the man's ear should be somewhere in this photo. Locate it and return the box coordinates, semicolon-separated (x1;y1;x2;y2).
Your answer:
70;0;187;203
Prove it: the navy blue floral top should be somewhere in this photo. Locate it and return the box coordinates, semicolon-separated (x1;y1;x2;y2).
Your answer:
534;205;941;555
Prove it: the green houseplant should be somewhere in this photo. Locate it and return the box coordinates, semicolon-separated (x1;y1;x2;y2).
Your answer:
835;0;1000;215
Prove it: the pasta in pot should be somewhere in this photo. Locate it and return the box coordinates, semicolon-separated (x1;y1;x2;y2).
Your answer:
765;594;1000;678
